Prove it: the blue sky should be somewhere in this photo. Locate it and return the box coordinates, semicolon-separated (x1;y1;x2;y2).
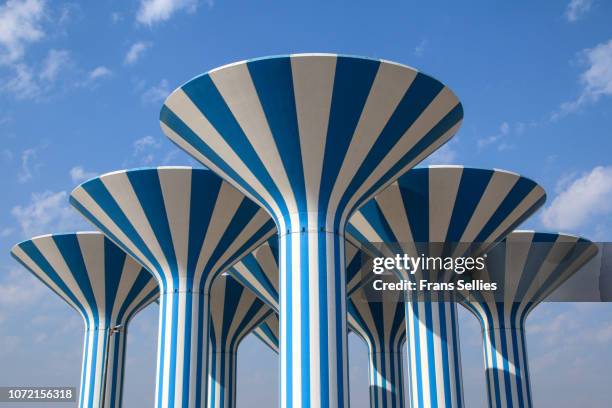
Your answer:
0;0;611;406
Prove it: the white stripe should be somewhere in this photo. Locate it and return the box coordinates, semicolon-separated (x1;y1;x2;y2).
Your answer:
78;233;106;325
291;55;336;226
159;168;192;283
101;173;172;280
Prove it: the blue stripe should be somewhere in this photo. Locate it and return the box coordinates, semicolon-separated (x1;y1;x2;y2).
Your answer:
475;177;537;242
446;168;492;241
339;73;444;223
398;170;430;242
127;170;178;287
247;57;307;217
179;75;289;221
52;235;99;324
318;56;380;225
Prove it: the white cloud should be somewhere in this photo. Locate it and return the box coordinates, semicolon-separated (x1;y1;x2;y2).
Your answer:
88;66;112;80
0;0;46;65
136;0;200;26
134;135;161;153
39;49;71;81
69;166;96;183
3;49;74;99
565;0;593;22
552;38;612;120
17;147;41;183
128;135;163;166
414;39;427;57
111;12;122;23
424;140;458;165
2;63;39;99
141;79;170;103
11;190;87;237
0;266;46;307
124;41;152;65
581;39;612;98
541;165;612;230
477;121;510;150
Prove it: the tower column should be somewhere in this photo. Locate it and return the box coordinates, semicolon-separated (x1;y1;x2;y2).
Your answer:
481;324;532;408
368;350;404;408
279;226;349;408
103;326;128;408
154;289;208;408
79;327;111;408
405;301;463;408
207;351;238;408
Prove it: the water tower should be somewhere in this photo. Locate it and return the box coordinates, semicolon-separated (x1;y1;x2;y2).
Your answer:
11;232;158;408
70;167;275;408
160;54;463;407
461;231;598;408
346;166;545;407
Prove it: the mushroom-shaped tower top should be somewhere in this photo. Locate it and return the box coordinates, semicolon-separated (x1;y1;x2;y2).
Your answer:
160;55;463;408
347;166;547;259
11;232;158;328
462;231;598;325
69;167;275;292
160;54;463;230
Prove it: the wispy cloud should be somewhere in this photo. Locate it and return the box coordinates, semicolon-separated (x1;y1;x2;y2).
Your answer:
134;135;161;152
0;0;46;65
552;38;612;120
17;147;42;183
39;49;72;81
141;79;170;103
565;0;593;22
424;139;458;165
124;41;152;65
87;66;112;81
0;2;90;101
136;0;201;26
69;166;96;183
2;48;74;100
414;39;427;57
2;63;39;99
541;165;612;231
111;11;123;23
0;266;46;307
11;190;87;237
131;135;162;165
477;121;514;151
